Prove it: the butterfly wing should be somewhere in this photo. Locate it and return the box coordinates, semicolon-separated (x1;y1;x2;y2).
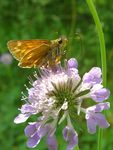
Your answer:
19;44;51;68
7;40;51;68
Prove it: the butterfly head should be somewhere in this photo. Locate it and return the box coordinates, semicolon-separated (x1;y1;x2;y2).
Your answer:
57;36;68;50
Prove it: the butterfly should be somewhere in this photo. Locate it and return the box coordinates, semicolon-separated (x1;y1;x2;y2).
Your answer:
7;36;68;68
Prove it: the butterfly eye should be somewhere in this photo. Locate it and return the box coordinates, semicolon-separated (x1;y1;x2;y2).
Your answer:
58;38;62;44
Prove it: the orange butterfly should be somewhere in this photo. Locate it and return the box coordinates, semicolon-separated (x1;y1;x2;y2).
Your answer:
7;36;68;68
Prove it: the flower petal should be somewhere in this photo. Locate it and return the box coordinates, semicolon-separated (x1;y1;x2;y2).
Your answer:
93;102;110;112
14;113;30;124
83;67;102;86
90;85;110;102
63;126;78;150
95;113;110;128
24;123;36;137
47;135;57;150
38;125;48;138
67;58;78;69
87;102;110;113
86;117;97;134
20;103;35;113
27;132;40;148
86;103;110;134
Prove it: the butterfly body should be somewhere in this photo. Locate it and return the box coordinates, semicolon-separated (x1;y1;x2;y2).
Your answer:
7;37;68;68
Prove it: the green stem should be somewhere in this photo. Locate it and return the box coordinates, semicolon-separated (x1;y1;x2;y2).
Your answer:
75;145;79;150
67;0;76;57
69;0;76;37
86;0;107;150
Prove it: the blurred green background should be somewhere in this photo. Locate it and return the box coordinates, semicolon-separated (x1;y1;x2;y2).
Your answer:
0;0;113;149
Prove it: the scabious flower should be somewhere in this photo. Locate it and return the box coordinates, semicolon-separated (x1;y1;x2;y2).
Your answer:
14;58;110;150
0;53;13;65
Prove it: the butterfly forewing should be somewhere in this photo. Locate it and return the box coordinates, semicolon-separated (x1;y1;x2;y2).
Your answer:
19;44;51;68
7;40;51;67
7;37;68;68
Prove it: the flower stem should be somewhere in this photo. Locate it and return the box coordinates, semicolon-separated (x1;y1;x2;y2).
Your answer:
75;145;79;150
86;0;107;150
67;0;76;57
69;1;80;150
69;0;76;37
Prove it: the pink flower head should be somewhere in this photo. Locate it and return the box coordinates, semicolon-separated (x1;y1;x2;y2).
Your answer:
14;58;110;149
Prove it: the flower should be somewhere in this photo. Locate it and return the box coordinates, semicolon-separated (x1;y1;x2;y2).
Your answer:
24;122;57;149
14;58;110;150
82;67;102;86
85;102;110;134
63;126;78;150
0;53;13;65
90;84;110;102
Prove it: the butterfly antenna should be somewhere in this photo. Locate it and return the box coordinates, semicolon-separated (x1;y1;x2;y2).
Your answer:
67;32;84;59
